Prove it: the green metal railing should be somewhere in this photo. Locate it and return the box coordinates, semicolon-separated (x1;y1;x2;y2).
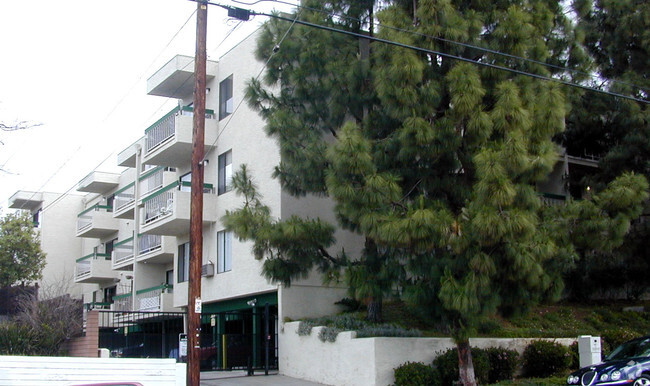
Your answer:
77;204;113;232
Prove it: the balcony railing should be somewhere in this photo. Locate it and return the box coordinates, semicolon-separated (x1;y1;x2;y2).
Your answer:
77;204;113;233
144;106;215;155
540;192;566;206
84;301;112;311
112;292;132;312
113;236;134;266
139;234;162;255
140;166;166;197
136;284;173;312
114;183;135;213
142;181;214;225
75;251;111;280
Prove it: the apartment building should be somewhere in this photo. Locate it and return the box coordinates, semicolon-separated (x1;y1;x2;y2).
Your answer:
7;27;599;368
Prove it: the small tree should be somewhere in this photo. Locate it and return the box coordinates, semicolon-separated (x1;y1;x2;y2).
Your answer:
0;211;46;288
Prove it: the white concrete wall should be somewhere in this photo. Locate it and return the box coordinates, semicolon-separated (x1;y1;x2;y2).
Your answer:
0;356;185;386
280;321;577;386
38;192;85;298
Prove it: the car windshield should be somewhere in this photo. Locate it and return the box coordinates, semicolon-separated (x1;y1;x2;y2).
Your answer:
607;338;650;361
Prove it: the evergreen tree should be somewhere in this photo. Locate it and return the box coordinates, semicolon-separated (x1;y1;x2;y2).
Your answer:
562;0;650;299
225;1;649;384
0;211;46;288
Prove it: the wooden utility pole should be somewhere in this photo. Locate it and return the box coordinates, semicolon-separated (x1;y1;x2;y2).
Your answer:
188;1;207;385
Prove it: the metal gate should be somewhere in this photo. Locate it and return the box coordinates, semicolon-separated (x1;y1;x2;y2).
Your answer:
200;306;278;372
96;308;278;372
97;311;185;359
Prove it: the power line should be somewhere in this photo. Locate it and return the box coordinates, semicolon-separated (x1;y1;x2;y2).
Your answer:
196;0;648;104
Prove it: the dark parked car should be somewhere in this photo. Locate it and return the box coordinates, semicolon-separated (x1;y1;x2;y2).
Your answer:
567;336;650;385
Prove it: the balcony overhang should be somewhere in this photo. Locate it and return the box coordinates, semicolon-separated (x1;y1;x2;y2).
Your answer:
147;55;218;99
8;191;43;211
117;137;145;168
77;171;120;193
76;210;119;238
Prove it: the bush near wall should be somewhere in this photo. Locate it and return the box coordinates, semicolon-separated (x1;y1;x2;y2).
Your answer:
521;340;571;378
394;347;519;386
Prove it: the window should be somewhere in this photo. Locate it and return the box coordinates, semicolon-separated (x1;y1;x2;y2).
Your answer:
218;150;233;195
217;230;232;273
104;286;116;304
219;75;233;120
166;270;174;286
178;242;190;282
32;209;41;228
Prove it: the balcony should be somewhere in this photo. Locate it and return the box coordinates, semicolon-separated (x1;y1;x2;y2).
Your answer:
137;234;175;264
139;166;177;198
147;54;218;99
540;192;566;206
74;251;115;283
77;171;120;194
112;292;133;312
76;204;119;238
113;182;135;219
135;284;175;312
8;191;43;211
112;236;134;270
140;181;217;236
142;106;218;167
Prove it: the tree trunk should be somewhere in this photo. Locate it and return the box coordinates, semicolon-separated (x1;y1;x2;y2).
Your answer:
457;340;477;386
366;296;383;323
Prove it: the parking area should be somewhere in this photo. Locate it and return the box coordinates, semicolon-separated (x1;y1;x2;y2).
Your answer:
200;371;325;385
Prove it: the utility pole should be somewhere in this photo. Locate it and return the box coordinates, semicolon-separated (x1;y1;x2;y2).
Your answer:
188;0;207;385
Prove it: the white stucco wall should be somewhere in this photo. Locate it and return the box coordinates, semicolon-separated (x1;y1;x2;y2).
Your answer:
280;321;577;386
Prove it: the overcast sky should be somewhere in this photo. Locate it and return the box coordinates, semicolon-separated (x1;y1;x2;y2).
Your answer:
0;0;296;212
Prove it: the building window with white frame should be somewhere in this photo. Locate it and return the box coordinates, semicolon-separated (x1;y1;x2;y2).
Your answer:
218;150;232;195
217;230;232;273
219;75;233;120
178;242;190;282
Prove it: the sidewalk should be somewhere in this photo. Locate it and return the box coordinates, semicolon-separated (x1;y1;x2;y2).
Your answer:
200;370;326;385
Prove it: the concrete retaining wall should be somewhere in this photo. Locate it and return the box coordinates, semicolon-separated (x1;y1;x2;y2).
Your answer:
279;321;576;386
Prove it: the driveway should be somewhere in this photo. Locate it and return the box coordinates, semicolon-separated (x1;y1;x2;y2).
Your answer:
200;371;326;385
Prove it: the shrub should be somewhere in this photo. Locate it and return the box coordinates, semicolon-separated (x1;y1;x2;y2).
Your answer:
522;340;571;377
318;326;340;342
393;361;438;386
602;328;638;353
0;323;40;355
486;347;519;383
569;342;580;370
433;348;489;385
297;320;314;336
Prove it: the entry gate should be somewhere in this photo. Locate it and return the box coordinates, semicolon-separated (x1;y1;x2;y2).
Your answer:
96;309;278;372
200;307;279;372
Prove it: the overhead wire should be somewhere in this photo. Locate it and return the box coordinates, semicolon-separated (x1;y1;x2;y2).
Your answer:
39;9;248;215
34;8;203;214
200;5;301;164
203;0;648;102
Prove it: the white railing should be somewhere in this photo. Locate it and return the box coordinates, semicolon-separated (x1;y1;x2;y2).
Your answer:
140;167;165;197
143;182;177;224
139;234;162;255
76;204;112;233
75;258;91;279
113;237;134;265
136;285;173;312
114;183;135;212
144;106;215;155
112;293;132;312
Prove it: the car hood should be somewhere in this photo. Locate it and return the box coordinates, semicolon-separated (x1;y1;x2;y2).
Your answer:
573;357;650;375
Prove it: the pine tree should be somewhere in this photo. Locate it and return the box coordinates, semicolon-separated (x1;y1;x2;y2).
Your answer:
225;1;649;384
